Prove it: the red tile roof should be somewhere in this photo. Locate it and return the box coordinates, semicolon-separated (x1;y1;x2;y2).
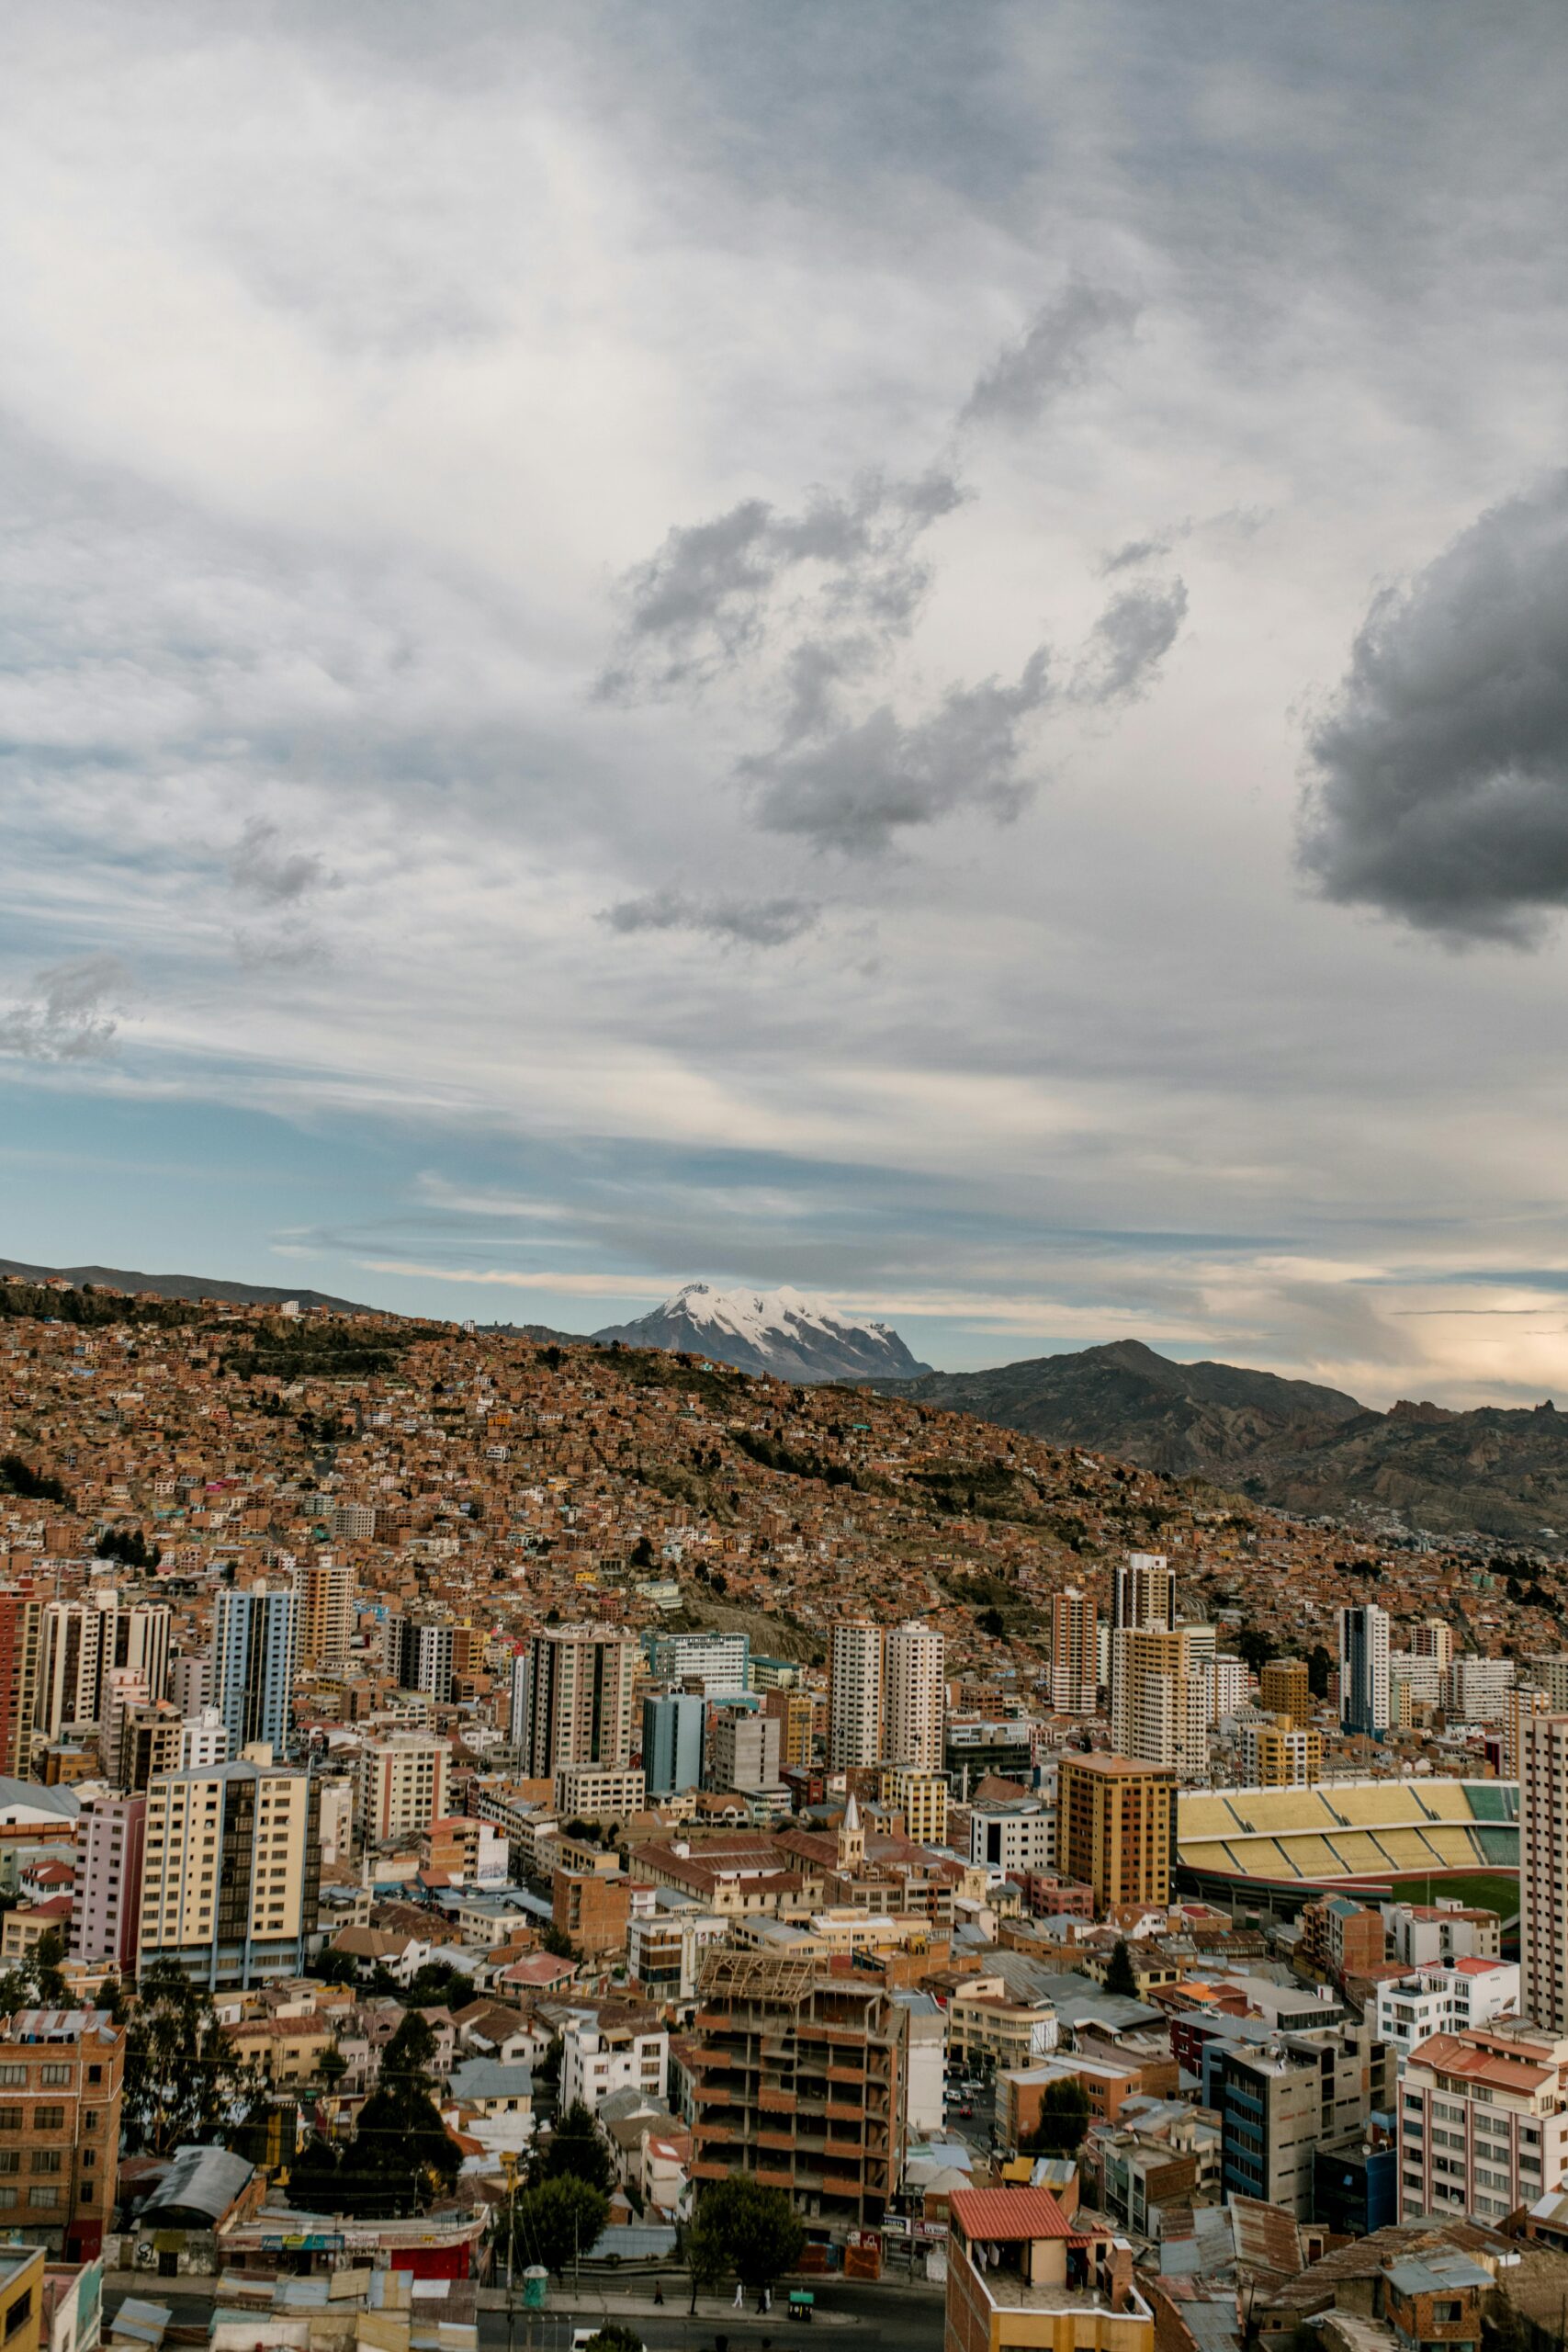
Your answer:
950;2187;1075;2242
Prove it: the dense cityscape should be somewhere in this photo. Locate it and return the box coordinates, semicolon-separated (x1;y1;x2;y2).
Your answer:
0;1282;1567;2352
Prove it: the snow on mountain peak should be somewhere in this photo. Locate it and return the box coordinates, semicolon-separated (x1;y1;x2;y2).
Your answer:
664;1281;889;1345
592;1277;930;1383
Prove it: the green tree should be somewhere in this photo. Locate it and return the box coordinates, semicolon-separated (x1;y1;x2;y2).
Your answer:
1022;2075;1091;2158
539;1922;576;1961
505;2175;608;2278
1307;1644;1334;1699
0;1925;71;2013
684;2210;730;2313
325;2008;461;2214
1104;1939;1138;1998
581;2329;644;2352
539;2098;614;2194
699;2174;805;2293
123;1962;258;2157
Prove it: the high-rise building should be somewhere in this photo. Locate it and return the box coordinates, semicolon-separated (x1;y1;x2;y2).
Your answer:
118;1602;171;1708
118;1701;182;1792
644;1630;750;1690
138;1745;320;1989
828;1621;884;1769
0;1592;41;1777
1521;1713;1568;2034
1050;1587;1099;1715
386;1616;468;1704
884;1620;944;1770
212;1583;297;1758
355;1731;452;1846
1506;1687;1552;1781
1113;1554;1176;1635
1057;1752;1176;1911
522;1625;637;1781
762;1687;815;1770
642;1691;705;1796
71;1791;146;1973
1338;1602;1391;1736
707;1708;781;1792
36;1592;119;1740
293;1555;355;1668
1536;1657;1568;1713
1111;1626;1209;1778
1444;1656;1516;1723
887;1766;948;1846
1410;1620;1455;1670
1259;1659;1311;1724
180;1708;230;1770
168;1653;212;1717
508;1650;531;1749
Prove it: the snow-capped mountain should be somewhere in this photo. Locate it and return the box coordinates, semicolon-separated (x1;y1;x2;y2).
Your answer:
592;1281;933;1384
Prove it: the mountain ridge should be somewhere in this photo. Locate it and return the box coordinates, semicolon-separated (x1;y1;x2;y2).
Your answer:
592;1279;932;1384
0;1255;375;1315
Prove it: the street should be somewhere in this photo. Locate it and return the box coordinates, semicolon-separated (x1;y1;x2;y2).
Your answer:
102;2276;950;2352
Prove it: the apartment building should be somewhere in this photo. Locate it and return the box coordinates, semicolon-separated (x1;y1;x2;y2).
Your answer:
1411;1621;1456;1669
0;2006;125;2261
645;1630;750;1690
559;2007;670;2113
1058;1753;1175;1910
1520;1713;1568;2033
1111;1627;1209;1778
828;1622;883;1770
626;1897;729;2001
763;1687;815;1771
293;1556;355;1668
884;1621;944;1771
1300;1895;1384;1981
1398;2018;1568;2222
552;1861;631;1958
1050;1587;1099;1715
708;1709;782;1793
1385;1900;1503;1967
643;1691;705;1795
1339;1602;1391;1736
1213;2027;1375;2218
887;1767;948;1847
69;1792;145;1972
554;1763;645;1818
1258;1659;1311;1724
138;1747;320;1988
1445;1656;1516;1722
212;1583;297;1758
522;1625;637;1781
689;1948;906;2227
1373;1959;1521;2060
1239;1720;1323;1785
945;2185;1153;2352
0;1594;41;1777
1506;1687;1552;1779
1113;1554;1176;1637
355;1732;451;1845
968;1798;1055;1875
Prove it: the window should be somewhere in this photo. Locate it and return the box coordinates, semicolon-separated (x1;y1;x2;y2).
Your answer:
29;2151;61;2175
0;2071;22;2090
87;2065;102;2085
0;2113;18;2135
39;2064;70;2087
4;2288;32;2340
28;2187;59;2210
82;2109;99;2132
32;2108;63;2132
0;2154;17;2176
81;2149;95;2168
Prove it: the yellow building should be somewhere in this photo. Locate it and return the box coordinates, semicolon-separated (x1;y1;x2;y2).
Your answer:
887;1766;949;1847
1058;1753;1175;1912
1240;1718;1323;1786
0;2249;41;2352
140;1745;319;1988
1258;1660;1310;1725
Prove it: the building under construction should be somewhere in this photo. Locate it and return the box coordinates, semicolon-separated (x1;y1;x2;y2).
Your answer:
688;1949;906;2229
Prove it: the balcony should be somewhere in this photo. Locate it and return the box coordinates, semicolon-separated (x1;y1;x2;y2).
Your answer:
758;2129;796;2153
759;2088;797;2115
756;2166;795;2191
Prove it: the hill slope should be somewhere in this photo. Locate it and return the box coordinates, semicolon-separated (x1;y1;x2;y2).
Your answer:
0;1255;373;1315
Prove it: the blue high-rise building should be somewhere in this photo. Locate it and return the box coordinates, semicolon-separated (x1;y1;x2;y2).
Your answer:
213;1582;298;1758
642;1691;705;1796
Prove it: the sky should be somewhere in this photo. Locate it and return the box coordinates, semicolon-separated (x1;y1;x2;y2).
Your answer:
6;1;1568;1406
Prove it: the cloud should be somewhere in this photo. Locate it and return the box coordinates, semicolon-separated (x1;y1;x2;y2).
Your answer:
1072;579;1189;704
1301;473;1568;943
0;956;130;1061
597;469;966;700
1100;533;1177;574
742;649;1051;855
961;282;1138;430
230;816;335;904
601;888;821;947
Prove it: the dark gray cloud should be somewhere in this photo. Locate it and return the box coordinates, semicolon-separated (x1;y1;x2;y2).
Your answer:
0;955;130;1061
1100;532;1177;574
597;469;965;699
1301;474;1568;944
1072;579;1189;705
601;888;820;947
742;649;1050;855
961;282;1138;431
230;816;334;904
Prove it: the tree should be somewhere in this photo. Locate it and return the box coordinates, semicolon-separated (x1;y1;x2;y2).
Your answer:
1104;1939;1138;1998
403;1960;471;2008
321;2008;461;2214
1234;1625;1272;1679
540;2098;614;2194
581;2331;642;2352
0;1926;70;2013
1307;1644;1334;1699
123;1962;258;2158
504;2175;608;2278
1023;2075;1091;2158
698;2174;805;2293
539;1922;577;1962
684;2210;730;2313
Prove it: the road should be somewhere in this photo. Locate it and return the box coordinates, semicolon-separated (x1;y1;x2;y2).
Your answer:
103;2277;949;2352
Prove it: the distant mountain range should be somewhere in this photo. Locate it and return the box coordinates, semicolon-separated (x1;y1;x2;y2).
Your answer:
592;1281;932;1384
0;1256;373;1315
872;1338;1568;1540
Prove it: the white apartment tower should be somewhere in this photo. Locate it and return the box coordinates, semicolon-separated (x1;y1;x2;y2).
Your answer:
828;1621;884;1770
522;1624;637;1781
1050;1588;1099;1715
1338;1600;1392;1736
885;1620;944;1770
1521;1712;1568;2035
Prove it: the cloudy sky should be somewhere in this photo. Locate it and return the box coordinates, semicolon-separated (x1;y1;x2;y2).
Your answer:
6;1;1568;1405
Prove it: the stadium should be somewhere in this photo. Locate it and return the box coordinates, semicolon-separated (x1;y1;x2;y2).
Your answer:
1174;1779;1519;1920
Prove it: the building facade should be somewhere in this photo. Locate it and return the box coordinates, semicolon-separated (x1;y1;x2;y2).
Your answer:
1050;1587;1100;1716
1522;1713;1568;2033
212;1583;297;1759
293;1556;355;1669
69;1792;145;1973
522;1625;637;1781
884;1621;944;1771
137;1747;320;1989
1398;2018;1568;2222
1057;1753;1175;1911
643;1691;706;1795
355;1732;451;1846
1338;1602;1391;1737
0;2007;125;2261
828;1621;884;1770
